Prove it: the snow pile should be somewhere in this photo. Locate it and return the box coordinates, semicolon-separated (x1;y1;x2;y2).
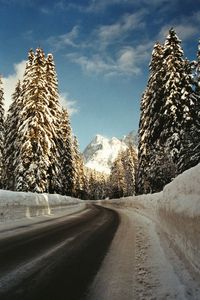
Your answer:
160;163;200;217
100;163;200;274
157;164;200;274
0;190;83;222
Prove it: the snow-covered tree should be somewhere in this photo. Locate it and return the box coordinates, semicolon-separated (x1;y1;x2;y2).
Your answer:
177;41;200;173
73;136;87;198
4;81;22;190
45;53;63;193
121;145;138;196
86;168;108;200
15;48;54;192
194;40;200;94
137;42;165;194
110;154;126;198
0;77;5;188
137;28;199;194
159;30;193;163
60;109;75;196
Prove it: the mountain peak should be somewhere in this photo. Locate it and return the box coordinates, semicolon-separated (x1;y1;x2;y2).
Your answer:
83;131;137;174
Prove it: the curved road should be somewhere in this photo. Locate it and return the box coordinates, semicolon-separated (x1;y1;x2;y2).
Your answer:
0;205;119;300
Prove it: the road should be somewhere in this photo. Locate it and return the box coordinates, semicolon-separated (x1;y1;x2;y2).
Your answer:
0;205;119;300
1;204;200;300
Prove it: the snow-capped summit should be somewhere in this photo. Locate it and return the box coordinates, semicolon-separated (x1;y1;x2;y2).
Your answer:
83;131;137;174
122;130;138;146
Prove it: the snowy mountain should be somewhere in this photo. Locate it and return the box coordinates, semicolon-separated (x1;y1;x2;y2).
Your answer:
83;131;137;174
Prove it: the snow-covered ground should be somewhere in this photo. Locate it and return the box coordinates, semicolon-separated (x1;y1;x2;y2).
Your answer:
0;189;84;223
98;163;200;280
87;208;200;299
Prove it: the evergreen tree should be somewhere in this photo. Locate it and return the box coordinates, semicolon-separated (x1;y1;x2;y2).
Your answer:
45;53;63;193
137;42;164;194
60;109;75;196
110;154;125;198
15;48;54;192
121;145;137;196
159;29;193;164
73;136;86;198
4;81;21;190
177;41;200;173
137;28;198;194
0;77;5;188
194;40;200;94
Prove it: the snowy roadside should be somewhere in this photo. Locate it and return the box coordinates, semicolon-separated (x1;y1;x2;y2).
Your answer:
0;189;84;223
99;163;200;277
87;208;200;300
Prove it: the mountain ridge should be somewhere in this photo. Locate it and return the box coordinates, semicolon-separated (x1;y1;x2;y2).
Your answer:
83;130;137;174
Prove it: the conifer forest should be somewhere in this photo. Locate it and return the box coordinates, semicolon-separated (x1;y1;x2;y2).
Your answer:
0;28;199;199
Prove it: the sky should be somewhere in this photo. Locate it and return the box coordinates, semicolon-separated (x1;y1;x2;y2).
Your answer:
0;0;199;150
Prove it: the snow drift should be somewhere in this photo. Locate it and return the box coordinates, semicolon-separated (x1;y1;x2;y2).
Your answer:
0;190;84;222
100;163;200;275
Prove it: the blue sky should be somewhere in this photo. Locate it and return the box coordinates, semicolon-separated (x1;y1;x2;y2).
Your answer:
0;0;199;150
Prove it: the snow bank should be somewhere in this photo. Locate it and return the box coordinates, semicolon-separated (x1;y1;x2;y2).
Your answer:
100;163;200;275
160;164;200;217
157;164;200;274
0;190;84;222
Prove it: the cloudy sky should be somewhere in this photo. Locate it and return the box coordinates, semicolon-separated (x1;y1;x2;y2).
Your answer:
0;0;199;149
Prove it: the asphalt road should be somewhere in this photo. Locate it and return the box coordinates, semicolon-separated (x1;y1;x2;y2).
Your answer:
0;205;119;300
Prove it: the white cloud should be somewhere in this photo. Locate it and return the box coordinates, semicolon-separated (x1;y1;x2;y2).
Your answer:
40;7;52;14
159;24;198;41
47;26;80;51
96;11;146;47
67;42;152;77
158;11;200;42
86;0;171;13
59;93;79;115
2;60;26;112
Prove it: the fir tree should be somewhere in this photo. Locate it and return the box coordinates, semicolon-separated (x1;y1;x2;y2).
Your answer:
0;77;5;188
73;136;86;198
15;48;54;192
60;109;75;196
195;40;200;94
137;42;164;194
45;53;63;193
177;41;200;173
110;154;125;198
137;28;198;194
4;81;21;190
121;145;137;196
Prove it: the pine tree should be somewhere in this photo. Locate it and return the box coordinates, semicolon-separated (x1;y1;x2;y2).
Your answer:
73;136;86;198
4;81;21;190
0;77;5;189
60;109;75;196
45;53;63;193
137;42;164;194
137;28;198;194
195;40;200;94
15;48;54;192
121;145;137;196
110;154;125;198
177;41;200;173
159;29;193;163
